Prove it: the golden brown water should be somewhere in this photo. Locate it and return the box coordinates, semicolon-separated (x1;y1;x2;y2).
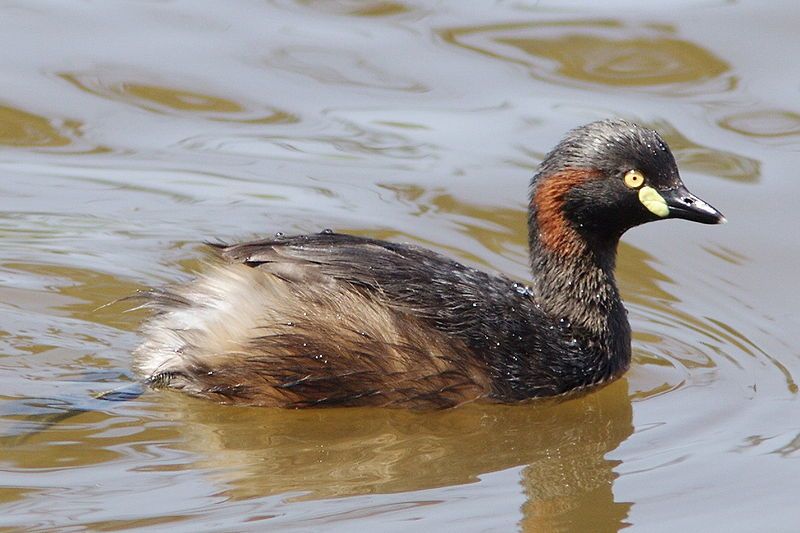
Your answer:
1;1;798;531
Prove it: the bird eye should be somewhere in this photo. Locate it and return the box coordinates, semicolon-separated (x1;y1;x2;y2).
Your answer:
624;169;645;189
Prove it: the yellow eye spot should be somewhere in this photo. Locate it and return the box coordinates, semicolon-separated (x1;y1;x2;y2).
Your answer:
624;169;645;189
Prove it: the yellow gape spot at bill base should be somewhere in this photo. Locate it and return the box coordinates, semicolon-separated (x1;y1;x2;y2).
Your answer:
638;186;669;217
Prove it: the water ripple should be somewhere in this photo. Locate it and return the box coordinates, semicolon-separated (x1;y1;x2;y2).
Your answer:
439;20;734;95
59;70;299;124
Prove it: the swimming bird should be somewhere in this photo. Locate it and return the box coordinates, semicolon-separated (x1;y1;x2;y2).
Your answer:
134;120;725;408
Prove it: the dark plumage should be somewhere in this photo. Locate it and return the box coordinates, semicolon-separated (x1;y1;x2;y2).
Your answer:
134;120;725;408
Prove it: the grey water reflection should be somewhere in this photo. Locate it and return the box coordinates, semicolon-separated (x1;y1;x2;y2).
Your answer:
265;47;428;92
720;109;800;139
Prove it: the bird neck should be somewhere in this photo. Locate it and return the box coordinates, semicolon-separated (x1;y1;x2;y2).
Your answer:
504;172;633;396
528;234;623;333
525;228;632;394
527;185;627;336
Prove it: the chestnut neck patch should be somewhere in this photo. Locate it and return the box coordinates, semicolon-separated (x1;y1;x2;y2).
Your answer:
533;168;599;256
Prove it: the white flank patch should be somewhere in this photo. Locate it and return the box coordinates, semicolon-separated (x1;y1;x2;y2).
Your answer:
133;264;279;379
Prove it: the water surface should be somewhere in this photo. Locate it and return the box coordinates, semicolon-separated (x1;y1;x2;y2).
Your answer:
1;1;799;531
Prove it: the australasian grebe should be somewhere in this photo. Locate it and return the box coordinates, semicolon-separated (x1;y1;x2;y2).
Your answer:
134;120;725;408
